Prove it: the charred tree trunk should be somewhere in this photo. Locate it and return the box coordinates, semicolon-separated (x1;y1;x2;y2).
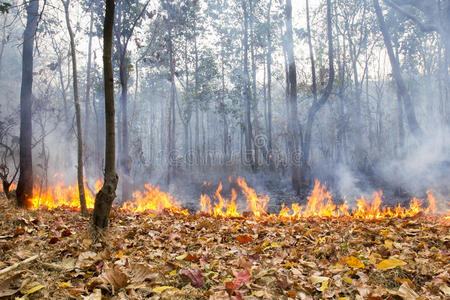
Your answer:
285;0;301;193
92;0;118;231
373;0;423;139
16;0;39;209
64;0;87;215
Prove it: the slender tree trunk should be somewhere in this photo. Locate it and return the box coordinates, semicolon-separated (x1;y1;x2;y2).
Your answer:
119;54;131;200
17;0;39;209
285;0;301;193
92;0;118;231
301;0;334;183
84;9;94;162
373;0;423;139
0;15;8;79
242;0;254;170
167;29;176;183
64;0;87;215
266;0;274;168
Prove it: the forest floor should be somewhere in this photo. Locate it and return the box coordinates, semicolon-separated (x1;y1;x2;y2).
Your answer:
0;193;449;300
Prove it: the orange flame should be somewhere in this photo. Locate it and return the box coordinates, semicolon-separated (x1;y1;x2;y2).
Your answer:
30;180;101;210
13;173;447;221
121;183;188;215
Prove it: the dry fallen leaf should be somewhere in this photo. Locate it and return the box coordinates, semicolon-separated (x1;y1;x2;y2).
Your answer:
99;267;129;294
376;258;407;270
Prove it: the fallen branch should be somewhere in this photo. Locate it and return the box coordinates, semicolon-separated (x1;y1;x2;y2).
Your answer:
0;255;39;276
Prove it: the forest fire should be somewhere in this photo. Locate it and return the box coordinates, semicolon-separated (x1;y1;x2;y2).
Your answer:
121;183;189;216
4;177;446;220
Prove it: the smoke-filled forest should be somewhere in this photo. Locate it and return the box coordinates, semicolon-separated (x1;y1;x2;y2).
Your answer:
0;0;449;299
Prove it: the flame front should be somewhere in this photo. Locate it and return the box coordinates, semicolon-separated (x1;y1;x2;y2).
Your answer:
4;175;447;220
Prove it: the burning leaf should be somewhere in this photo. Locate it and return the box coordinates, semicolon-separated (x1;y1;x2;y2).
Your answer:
180;268;204;288
376;258;407;270
345;256;365;269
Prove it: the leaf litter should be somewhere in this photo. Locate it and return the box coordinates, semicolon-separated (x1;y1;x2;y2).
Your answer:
0;194;448;299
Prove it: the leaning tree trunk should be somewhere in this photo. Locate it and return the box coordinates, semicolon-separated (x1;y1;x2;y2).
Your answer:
64;0;87;216
92;0;118;232
285;0;301;193
373;0;423;139
16;0;39;209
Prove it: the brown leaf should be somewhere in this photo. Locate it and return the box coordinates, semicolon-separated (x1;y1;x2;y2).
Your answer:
99;267;129;294
130;263;157;283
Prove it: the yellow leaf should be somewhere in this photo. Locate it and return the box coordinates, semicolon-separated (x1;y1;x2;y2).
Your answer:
116;251;124;258
320;279;328;292
58;282;72;288
169;270;177;277
384;240;393;250
343;276;353;284
176;253;187;260
153;286;178;293
377;258;407;270
345;256;365;269
25;284;44;295
310;275;329;285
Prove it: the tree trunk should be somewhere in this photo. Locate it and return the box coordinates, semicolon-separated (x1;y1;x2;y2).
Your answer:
64;0;87;215
285;0;301;193
266;0;274;168
92;0;118;231
119;54;131;200
242;0;254;170
373;0;423;139
16;0;39;209
84;9;94;163
167;29;176;183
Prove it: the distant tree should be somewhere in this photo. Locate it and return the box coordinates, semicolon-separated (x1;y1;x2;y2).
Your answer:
92;0;118;232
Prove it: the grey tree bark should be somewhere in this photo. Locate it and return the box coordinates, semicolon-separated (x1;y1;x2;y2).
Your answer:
63;0;87;215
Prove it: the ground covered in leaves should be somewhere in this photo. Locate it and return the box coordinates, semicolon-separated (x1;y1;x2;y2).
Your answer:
0;194;449;299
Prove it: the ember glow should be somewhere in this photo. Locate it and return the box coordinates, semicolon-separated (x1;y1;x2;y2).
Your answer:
3;176;447;220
